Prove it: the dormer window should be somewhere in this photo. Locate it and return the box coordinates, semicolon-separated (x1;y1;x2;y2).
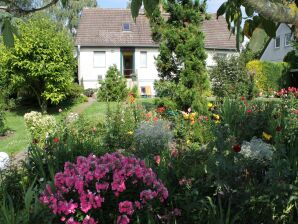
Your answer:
122;23;131;31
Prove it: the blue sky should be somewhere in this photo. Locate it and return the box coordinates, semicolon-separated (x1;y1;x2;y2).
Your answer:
97;0;226;13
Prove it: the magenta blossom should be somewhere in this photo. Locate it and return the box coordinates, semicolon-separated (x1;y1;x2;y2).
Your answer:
40;153;168;224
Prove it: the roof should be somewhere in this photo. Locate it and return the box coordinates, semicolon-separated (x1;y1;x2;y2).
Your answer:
76;8;237;50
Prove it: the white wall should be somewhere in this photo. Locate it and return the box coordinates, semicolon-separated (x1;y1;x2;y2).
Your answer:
206;50;238;68
135;48;159;96
261;24;294;62
79;47;121;89
78;47;237;95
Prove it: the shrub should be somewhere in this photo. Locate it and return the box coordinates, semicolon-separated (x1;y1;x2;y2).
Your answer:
40;153;168;224
134;118;172;158
246;60;290;95
84;88;97;97
0;108;6;136
97;65;128;102
240;137;274;161
24;111;57;146
210;56;253;99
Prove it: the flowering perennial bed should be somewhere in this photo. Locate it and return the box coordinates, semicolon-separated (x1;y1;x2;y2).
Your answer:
40;153;168;224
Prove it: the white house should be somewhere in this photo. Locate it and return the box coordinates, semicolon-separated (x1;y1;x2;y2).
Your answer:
261;23;294;62
75;9;237;96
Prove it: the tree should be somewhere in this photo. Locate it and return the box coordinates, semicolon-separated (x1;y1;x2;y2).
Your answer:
0;13;76;112
0;0;68;47
152;0;210;113
97;65;129;102
47;0;97;35
131;0;298;48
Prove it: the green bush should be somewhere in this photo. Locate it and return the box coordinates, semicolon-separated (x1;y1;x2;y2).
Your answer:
246;60;290;95
97;65;128;102
0;108;6;136
24;111;57;146
210;56;253;99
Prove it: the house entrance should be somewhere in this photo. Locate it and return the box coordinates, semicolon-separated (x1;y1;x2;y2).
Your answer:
121;49;135;79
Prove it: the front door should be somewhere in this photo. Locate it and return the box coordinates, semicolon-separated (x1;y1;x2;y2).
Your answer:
121;48;135;79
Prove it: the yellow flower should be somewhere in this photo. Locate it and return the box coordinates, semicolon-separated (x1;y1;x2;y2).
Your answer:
127;131;133;135
212;114;220;120
208;102;213;109
215;120;221;124
189;112;197;120
183;113;189;120
262;132;272;141
186;139;191;145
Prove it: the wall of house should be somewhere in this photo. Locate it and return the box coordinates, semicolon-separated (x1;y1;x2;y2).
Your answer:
78;47;121;89
134;48;159;96
78;47;237;95
261;24;294;62
206;49;238;68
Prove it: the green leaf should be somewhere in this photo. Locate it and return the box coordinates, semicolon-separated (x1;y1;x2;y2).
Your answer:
2;19;14;48
245;6;254;17
217;2;227;18
143;0;159;16
131;0;142;19
261;17;277;38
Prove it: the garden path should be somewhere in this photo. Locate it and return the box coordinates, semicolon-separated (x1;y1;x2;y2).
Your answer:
12;97;97;164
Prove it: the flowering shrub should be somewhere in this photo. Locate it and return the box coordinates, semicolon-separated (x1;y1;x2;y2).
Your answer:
40;153;168;224
240;137;274;161
24;111;57;146
276;87;298;98
134;118;172;158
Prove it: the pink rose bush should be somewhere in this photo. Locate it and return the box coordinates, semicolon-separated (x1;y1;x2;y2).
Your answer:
40;153;168;224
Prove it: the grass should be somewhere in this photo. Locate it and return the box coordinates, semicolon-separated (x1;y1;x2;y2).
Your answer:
0;98;156;155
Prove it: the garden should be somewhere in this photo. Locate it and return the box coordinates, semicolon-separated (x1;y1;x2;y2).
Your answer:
0;0;298;223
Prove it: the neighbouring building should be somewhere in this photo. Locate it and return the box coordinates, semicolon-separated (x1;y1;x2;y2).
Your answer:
260;23;294;62
75;8;237;96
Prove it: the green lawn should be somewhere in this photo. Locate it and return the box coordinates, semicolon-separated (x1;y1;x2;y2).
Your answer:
0;98;156;155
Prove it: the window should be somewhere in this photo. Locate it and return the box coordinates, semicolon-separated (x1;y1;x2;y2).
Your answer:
285;33;292;47
98;75;103;81
93;51;105;67
140;51;147;67
275;36;281;48
122;23;131;31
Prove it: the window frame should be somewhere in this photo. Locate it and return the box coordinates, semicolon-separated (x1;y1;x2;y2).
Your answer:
140;51;147;68
275;36;281;49
93;51;106;68
285;33;292;47
122;23;131;31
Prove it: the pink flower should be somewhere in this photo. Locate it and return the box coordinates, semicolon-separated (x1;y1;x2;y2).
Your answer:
170;149;178;157
154;155;161;165
119;201;134;215
246;109;252;114
117;215;130;224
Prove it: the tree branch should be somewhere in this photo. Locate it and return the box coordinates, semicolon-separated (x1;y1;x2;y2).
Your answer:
245;0;298;26
0;0;59;15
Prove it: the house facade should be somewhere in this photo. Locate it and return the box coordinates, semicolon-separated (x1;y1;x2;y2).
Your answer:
261;23;294;62
75;9;237;96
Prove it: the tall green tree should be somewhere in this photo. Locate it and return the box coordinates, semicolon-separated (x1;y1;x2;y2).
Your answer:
152;0;210;113
47;0;97;35
131;0;298;48
0;13;75;112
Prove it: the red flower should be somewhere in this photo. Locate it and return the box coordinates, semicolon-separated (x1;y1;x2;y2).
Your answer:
53;137;59;143
154;155;161;165
246;109;252;114
156;107;166;113
153;117;158;122
241;96;246;101
233;144;241;153
276;126;282;132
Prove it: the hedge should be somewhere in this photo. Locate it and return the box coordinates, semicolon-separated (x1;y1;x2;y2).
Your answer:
246;60;290;94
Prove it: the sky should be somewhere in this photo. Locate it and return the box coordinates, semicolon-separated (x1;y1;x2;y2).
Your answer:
97;0;226;13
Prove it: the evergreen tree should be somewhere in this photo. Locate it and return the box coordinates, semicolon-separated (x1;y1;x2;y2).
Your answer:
152;0;210;113
97;65;128;102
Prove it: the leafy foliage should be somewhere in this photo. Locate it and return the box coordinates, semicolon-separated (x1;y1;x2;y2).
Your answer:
97;65;128;102
0;106;6;136
152;0;210;113
210;56;253;99
0;13;76;112
246;60;290;94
